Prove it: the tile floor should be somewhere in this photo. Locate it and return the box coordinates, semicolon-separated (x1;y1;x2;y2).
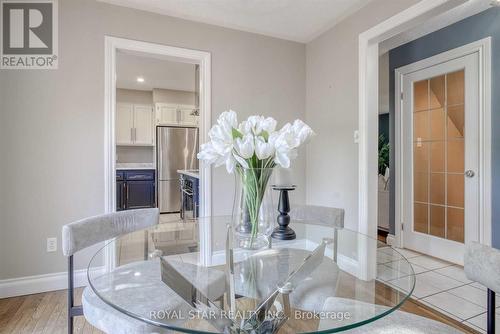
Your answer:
378;247;498;333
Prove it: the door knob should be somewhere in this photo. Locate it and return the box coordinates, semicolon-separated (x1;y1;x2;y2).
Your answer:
465;170;475;178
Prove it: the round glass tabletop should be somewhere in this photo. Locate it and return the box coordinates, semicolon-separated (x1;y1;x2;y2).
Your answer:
88;216;415;334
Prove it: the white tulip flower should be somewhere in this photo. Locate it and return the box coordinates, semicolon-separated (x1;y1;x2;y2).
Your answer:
271;123;303;168
292;119;315;145
225;155;237;173
259;117;277;135
232;153;249;169
275;123;301;150
275;147;298;168
197;143;219;165
217;110;238;134
238;115;261;135
235;134;255;159
255;135;274;160
238;119;253;136
238;115;277;137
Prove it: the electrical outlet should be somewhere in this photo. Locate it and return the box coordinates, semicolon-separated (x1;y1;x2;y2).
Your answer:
353;130;360;144
47;237;57;252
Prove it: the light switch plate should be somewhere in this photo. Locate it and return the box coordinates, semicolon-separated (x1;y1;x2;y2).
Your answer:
47;237;57;252
353;130;360;144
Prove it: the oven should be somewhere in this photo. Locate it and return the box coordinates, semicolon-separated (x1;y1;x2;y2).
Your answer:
180;176;198;220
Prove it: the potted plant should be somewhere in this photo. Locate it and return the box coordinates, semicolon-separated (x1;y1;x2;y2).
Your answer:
198;110;314;249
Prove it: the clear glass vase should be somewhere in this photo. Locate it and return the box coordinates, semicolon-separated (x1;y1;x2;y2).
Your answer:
232;167;275;250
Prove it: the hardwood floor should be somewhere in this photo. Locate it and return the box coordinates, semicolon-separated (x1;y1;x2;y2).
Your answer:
377;229;389;244
398;298;480;334
0;288;103;334
0;285;479;334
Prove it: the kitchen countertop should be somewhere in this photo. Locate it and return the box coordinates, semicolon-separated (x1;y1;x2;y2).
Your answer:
116;163;155;170
177;169;199;179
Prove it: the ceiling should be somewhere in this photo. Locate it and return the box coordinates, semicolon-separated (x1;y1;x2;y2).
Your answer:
116;51;196;91
98;0;372;43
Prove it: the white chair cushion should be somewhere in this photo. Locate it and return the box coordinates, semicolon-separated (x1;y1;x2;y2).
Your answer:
320;297;462;333
83;257;225;334
83;287;171;334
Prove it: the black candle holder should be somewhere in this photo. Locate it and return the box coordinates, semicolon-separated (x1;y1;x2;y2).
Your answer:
271;185;296;240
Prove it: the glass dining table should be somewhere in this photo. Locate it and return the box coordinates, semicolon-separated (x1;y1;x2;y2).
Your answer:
87;216;416;333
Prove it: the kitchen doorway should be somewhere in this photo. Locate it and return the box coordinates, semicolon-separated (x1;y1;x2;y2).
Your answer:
395;39;491;265
104;37;212;271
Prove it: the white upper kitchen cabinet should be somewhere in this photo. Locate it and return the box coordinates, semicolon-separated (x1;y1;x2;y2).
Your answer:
133;104;154;145
178;106;199;126
156;104;178;125
116;103;134;145
155;103;199;126
116;103;154;146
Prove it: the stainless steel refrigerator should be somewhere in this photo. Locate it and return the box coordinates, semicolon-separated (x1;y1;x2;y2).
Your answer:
156;126;199;213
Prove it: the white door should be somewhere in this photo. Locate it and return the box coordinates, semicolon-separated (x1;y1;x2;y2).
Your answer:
401;52;480;264
133;105;153;145
116;103;134;145
156;104;178;125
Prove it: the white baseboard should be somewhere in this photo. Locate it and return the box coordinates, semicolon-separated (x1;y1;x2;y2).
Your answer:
386;234;396;246
0;267;105;299
336;253;360;277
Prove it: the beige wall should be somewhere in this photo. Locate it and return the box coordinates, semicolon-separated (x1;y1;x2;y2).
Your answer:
0;0;305;279
379;52;390;114
0;77;6;279
116;88;153;105
116;146;154;164
153;88;195;105
305;0;420;230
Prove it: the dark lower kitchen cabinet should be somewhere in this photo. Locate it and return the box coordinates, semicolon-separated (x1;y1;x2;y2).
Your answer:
126;180;155;209
116;180;125;211
116;170;155;211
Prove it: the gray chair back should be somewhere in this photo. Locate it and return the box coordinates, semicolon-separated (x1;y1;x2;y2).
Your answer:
61;208;159;333
290;204;344;228
464;242;500;334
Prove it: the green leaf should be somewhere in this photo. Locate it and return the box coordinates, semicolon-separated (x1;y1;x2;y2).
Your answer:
232;128;243;140
378;134;390;174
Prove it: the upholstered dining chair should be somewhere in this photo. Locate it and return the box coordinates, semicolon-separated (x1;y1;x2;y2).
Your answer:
288;205;459;333
464;242;500;334
320;297;462;333
62;208;159;334
234;205;346;312
290;204;344;262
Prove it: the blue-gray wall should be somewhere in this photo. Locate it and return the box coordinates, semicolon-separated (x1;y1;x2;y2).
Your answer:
379;113;390;144
389;7;500;247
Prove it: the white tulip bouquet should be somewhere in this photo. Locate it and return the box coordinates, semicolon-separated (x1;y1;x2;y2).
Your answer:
198;110;314;172
198;110;314;246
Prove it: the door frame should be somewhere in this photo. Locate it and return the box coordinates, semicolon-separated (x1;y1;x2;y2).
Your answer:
357;0;469;239
394;37;491;249
103;36;212;271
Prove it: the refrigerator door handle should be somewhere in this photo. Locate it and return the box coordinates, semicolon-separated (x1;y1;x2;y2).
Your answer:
157;129;163;176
